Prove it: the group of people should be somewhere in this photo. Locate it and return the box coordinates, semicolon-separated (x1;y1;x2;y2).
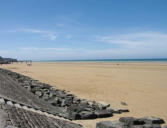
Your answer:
0;60;32;66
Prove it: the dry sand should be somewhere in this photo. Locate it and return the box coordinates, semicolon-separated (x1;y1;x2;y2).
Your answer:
1;62;167;128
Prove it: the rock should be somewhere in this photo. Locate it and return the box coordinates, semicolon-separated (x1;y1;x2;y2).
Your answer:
97;117;165;128
140;117;165;124
78;111;97;119
121;101;127;106
24;86;31;91
96;121;124;128
61;99;66;107
66;94;74;97
119;109;129;113
97;101;110;109
142;124;161;128
96;109;113;118
49;92;53;98
0;98;5;104
35;91;43;97
68;103;88;113
42;92;50;100
64;98;73;106
68;112;80;120
48;97;60;106
30;87;43;93
119;117;137;125
111;108;129;114
73;97;81;104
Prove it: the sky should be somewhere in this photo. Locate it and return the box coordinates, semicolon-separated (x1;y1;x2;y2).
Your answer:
0;0;167;60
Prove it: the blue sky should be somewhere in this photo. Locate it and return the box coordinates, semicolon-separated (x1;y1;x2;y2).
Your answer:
0;0;167;60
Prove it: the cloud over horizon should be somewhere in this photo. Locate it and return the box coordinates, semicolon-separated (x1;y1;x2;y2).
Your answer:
97;31;167;57
0;30;167;60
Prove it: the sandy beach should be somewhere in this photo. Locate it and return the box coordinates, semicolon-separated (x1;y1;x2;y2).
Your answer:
1;62;167;128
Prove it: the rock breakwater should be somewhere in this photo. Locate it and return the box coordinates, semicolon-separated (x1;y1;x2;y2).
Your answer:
0;68;128;120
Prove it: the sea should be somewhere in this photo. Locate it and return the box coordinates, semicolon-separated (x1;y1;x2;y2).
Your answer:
38;58;167;63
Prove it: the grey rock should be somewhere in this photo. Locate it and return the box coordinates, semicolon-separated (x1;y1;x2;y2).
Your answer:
97;116;165;128
121;101;127;106
98;101;110;109
64;97;73;106
119;109;129;113
61;99;66;107
96;109;113;118
140;117;165;124
35;91;43;97
78;111;97;119
48;96;59;106
119;117;140;125
142;124;161;128
96;121;124;128
111;108;129;114
42;92;50;100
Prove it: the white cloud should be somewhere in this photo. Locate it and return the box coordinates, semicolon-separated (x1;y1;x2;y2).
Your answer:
20;28;47;33
19;47;70;51
19;28;58;41
0;47;72;60
1;31;167;60
96;31;167;57
98;31;167;46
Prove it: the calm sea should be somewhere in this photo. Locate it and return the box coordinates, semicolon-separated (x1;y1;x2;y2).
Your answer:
38;58;167;63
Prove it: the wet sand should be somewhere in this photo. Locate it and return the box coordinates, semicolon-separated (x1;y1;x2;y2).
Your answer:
2;62;167;128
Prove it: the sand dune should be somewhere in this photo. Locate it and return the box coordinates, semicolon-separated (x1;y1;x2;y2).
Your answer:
2;62;167;128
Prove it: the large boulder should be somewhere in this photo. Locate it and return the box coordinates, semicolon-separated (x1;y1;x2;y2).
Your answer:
96;121;124;128
96;117;165;128
95;109;113;118
119;117;165;125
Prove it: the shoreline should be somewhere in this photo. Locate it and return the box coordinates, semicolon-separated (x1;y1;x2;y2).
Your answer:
33;58;167;63
32;61;167;65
